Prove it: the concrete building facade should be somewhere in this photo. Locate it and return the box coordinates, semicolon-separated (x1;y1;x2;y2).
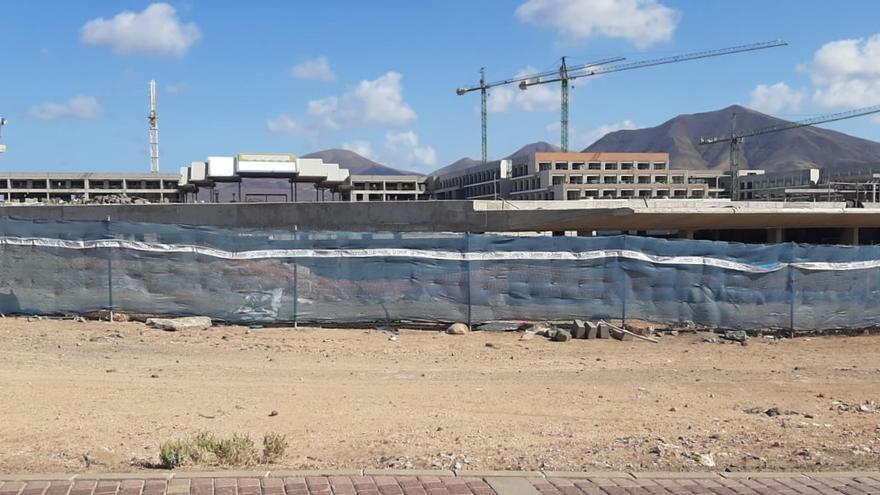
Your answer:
430;160;512;200
337;175;428;201
0;172;180;204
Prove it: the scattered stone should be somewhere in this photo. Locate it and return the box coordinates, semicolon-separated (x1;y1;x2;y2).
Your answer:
552;329;572;342
527;321;557;336
485;342;499;349
721;330;748;343
698;453;716;467
150;374;159;378
111;312;129;322
519;330;536;341
477;322;521;332
269;410;279;417
446;323;470;335
146;316;212;332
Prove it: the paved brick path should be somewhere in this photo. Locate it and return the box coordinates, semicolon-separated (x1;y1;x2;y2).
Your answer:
1;475;879;495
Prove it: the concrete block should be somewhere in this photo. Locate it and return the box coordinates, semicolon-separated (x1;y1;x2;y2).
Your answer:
597;322;610;339
585;321;598;339
170;471;268;479
630;472;720;479
76;472;173;480
804;472;880;479
268;470;363;477
572;320;586;339
0;474;78;481
719;472;807;479
485;477;542;495
362;469;454;477
457;470;543;478
543;472;632;479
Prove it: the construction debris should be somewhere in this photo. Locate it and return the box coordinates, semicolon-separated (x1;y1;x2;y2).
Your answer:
446;323;470;335
146;316;213;332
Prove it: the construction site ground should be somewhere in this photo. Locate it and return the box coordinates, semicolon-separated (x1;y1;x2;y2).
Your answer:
0;318;878;474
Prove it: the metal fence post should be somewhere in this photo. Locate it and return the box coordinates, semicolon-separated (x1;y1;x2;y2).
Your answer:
106;215;114;321
465;232;472;328
621;235;628;328
788;263;795;334
292;225;298;329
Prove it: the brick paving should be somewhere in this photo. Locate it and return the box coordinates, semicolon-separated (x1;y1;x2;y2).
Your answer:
0;475;878;495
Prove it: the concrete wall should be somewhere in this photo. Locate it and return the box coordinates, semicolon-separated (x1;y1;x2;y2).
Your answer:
3;200;880;243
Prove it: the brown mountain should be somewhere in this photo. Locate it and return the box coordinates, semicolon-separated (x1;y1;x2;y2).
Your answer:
302;149;419;175
585;105;880;172
431;141;561;176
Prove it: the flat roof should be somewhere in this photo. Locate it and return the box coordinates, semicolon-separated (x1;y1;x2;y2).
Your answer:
534;151;670;162
0;172;178;180
349;175;426;181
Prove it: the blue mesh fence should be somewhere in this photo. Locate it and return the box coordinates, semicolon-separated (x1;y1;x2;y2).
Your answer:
1;216;879;331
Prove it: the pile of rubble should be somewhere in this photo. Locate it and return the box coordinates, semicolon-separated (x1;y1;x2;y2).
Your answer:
445;319;658;343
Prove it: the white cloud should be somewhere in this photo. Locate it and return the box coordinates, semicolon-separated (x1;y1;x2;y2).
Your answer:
80;3;202;56
515;0;679;48
266;115;307;137
809;34;880;108
291;56;336;82
384;131;437;167
342;140;376;159
307;72;416;127
548;119;638;148
749;82;806;114
488;67;561;113
29;95;102;120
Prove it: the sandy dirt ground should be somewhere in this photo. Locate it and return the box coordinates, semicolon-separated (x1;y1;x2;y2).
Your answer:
0;317;878;474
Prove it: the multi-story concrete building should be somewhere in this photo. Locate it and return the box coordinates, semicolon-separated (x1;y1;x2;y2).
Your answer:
442;152;726;200
430;160;512;200
337;175;428;201
0;172;180;204
735;169;821;201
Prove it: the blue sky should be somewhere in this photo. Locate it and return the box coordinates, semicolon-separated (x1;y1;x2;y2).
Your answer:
1;0;880;173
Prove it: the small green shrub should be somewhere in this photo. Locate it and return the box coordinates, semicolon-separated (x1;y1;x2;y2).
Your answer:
157;431;283;467
158;439;191;468
262;432;288;463
212;433;257;465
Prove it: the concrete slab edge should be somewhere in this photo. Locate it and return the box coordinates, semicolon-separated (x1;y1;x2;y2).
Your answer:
2;470;879;482
629;472;720;479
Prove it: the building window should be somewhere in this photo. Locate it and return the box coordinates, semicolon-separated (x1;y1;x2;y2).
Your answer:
569;176;583;184
588;162;601;170
654;163;666;170
567;190;580;200
654;176;667;184
637;162;650;170
555;162;568;170
572;162;584;170
604;162;618;171
603;176;617;184
621;162;633;170
539;162;551;171
586;175;599;184
638;176;650;184
552;176;564;185
671;176;684;184
620;176;634;184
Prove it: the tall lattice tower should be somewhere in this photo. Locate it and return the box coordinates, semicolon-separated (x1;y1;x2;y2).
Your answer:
149;80;159;173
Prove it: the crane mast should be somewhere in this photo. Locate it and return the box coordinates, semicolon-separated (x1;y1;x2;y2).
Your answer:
149;80;159;174
699;105;880;200
520;40;788;151
456;57;623;163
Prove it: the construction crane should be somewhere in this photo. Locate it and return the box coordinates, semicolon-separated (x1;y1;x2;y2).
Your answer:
0;117;6;154
700;105;880;200
149;80;159;174
456;57;624;164
520;40;788;152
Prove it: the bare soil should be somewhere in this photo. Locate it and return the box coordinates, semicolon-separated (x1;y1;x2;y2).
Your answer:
0;317;878;474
